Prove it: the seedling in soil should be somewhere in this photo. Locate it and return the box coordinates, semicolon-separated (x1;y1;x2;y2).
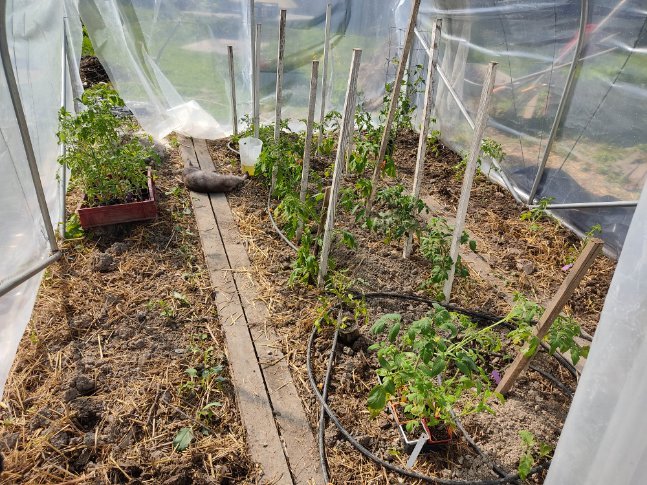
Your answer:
148;299;176;319
289;229;321;286
419;218;474;298
505;293;589;364
518;430;553;479
180;334;227;395
63;213;84;239
565;224;602;265
313;273;368;330
453;138;505;179
173;427;194;452
520;197;555;231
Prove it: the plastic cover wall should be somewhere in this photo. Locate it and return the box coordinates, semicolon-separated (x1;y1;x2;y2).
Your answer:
0;1;79;397
415;0;647;255
79;0;402;139
545;176;647;484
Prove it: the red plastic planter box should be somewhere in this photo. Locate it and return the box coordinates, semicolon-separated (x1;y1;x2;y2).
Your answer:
76;167;158;229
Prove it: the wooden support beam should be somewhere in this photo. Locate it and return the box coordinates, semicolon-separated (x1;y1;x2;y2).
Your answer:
317;48;362;286
403;18;442;259
271;10;287;194
366;0;422;212
496;238;604;395
442;61;498;303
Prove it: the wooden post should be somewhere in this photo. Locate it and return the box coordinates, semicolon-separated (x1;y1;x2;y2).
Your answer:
253;23;261;138
227;45;238;136
366;0;422;212
317;49;362;287
270;10;287;194
442;62;498;303
317;3;332;149
274;9;287;142
496;238;604;395
296;60;320;241
403;19;442;259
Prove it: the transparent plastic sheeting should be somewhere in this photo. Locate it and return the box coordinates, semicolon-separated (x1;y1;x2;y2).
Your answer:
545;177;647;484
415;0;647;256
0;1;80;397
79;0;403;139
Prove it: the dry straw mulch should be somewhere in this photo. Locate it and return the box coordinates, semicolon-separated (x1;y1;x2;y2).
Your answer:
0;145;257;484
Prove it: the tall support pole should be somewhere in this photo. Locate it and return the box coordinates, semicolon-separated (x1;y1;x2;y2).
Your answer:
442;62;498;304
496;238;603;395
0;0;59;254
317;3;332;148
63;16;84;113
317;49;362;287
59;18;69;239
270;10;287;194
249;0;258;137
527;0;589;204
403;19;442;259
296;60;319;241
366;0;422;212
274;9;286;142
253;23;261;138
227;46;238;136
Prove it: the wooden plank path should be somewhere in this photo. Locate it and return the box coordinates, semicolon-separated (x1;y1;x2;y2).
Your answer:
179;136;323;485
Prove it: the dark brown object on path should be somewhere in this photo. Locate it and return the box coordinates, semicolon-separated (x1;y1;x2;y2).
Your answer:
182;166;248;193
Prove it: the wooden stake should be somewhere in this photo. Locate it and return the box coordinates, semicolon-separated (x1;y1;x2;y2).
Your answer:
317;3;332;149
227;45;238;136
442;62;498;303
317;49;362;287
270;10;287;194
296;60;320;241
403;19;442;259
366;0;422;212
314;185;332;256
496;238;603;395
253;23;261;139
274;9;287;142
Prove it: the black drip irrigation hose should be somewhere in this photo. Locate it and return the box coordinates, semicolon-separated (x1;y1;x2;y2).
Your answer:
227;140;239;155
267;190;299;252
307;326;550;484
318;328;339;484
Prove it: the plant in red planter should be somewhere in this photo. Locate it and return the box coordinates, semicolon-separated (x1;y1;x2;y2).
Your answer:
367;306;504;448
57;83;159;229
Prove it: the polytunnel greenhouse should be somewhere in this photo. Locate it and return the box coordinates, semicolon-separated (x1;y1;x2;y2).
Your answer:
1;0;646;482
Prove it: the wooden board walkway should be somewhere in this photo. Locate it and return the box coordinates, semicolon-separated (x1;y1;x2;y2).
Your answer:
179;136;323;485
